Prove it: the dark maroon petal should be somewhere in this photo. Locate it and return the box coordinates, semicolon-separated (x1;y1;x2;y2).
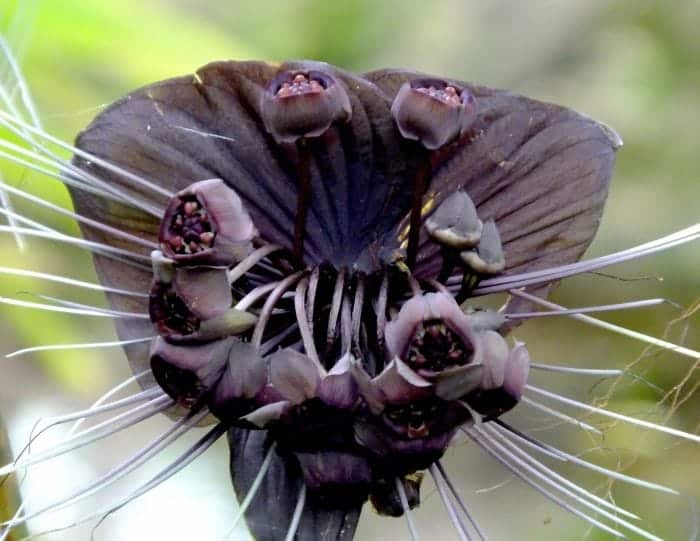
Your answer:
149;336;233;407
372;358;433;405
267;349;324;405
316;353;360;409
209;341;266;421
172;267;232;319
228;428;361;541
294;451;371;498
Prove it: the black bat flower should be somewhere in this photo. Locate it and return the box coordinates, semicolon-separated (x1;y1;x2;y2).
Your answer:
0;51;698;541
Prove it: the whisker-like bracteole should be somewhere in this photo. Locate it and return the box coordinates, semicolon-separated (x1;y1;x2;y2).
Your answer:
428;464;470;541
0;178;158;249
434;462;487;541
519;396;602;435
284;484;307;541
0;110;174;199
492;421;678;495
225;442;277;539
0;206;58;233
0;266;147;298
6;337;153;359
3;408;210;529
0;295;148;319
469;426;664;541
0;370;153;541
0;394;172;477
469;223;700;295
510;289;700;361
529;363;623;377
32;294;149;319
464;427;628;539
504;298;669;320
43;423;228;540
395;478;420;541
526;384;700;443
0;226;153;267
480;424;640;520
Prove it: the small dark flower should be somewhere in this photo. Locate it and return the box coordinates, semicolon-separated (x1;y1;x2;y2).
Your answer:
261;69;352;143
424;190;483;249
391;78;476;149
159;178;256;266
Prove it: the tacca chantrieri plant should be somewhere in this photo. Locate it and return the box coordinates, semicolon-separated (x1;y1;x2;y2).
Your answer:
0;40;698;541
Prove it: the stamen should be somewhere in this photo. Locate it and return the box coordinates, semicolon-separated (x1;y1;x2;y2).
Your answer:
351;274;365;354
326;269;345;352
251;271;305;349
472;426;662;541
465;427;627;539
225;443;277;539
428;464;470;541
493;421;677;495
295;277;320;364
435;462;487;541
0;266;147;298
505;298;668;320
284;484;307;541
234;282;280;312
526;384;700;444
520;396;602;434
395;477;420;541
341;289;352;355
510;289;700;360
229;244;284;284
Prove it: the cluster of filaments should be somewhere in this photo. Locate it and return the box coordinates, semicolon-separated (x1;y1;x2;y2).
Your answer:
148;69;530;513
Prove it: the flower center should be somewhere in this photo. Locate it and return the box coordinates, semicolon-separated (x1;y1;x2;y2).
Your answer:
276;73;325;97
414;84;462;107
167;195;215;255
406;319;473;373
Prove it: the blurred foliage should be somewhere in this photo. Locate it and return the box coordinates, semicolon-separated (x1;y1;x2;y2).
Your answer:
0;416;27;541
0;1;697;540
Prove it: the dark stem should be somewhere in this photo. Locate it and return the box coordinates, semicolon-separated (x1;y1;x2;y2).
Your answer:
437;246;457;283
406;156;431;269
293;139;312;263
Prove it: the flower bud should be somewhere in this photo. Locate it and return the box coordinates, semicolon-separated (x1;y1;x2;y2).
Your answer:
261;70;352;143
391;78;476;149
425;190;482;249
460;219;505;274
159;179;256;266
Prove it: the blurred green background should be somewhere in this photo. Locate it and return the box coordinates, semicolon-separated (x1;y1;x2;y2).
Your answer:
0;1;698;540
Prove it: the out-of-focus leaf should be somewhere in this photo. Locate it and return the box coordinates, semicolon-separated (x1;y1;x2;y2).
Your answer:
0;416;27;541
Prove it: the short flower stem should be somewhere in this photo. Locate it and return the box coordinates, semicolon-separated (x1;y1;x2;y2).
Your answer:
293;138;311;263
406;156;431;269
